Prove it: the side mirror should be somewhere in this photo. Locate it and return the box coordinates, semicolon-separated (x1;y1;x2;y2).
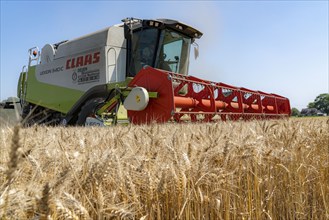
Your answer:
193;42;199;60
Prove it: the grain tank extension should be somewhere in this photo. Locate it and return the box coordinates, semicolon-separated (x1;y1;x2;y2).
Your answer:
17;18;291;126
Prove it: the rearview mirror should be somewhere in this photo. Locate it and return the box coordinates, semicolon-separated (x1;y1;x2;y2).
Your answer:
193;42;199;60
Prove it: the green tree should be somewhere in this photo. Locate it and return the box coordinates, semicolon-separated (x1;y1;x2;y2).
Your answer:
291;107;300;117
307;102;315;109
308;93;329;115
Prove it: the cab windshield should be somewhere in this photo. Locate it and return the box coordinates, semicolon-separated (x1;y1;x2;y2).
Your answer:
156;29;191;75
128;28;191;76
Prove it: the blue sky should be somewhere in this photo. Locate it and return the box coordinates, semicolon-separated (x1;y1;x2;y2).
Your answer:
1;1;328;110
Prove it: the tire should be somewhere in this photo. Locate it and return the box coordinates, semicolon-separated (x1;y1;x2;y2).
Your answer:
21;104;36;127
76;98;105;126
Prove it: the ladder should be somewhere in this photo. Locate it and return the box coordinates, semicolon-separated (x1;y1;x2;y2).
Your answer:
20;47;40;107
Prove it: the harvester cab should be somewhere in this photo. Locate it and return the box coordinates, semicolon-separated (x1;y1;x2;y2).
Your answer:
17;18;290;126
123;18;202;77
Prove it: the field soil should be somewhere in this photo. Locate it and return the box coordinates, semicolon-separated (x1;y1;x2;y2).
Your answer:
0;118;328;219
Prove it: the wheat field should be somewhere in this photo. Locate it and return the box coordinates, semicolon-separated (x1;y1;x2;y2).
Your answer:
0;118;328;219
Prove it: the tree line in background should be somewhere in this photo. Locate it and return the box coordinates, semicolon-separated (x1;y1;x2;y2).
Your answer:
292;93;329;117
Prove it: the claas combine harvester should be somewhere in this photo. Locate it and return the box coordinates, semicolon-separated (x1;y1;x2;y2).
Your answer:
17;18;291;126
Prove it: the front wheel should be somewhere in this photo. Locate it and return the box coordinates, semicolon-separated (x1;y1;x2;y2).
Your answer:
76;98;105;126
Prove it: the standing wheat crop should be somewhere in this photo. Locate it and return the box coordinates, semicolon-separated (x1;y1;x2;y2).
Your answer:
0;118;328;219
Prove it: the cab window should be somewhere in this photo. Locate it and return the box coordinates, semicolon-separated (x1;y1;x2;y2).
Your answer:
128;28;158;76
156;30;191;75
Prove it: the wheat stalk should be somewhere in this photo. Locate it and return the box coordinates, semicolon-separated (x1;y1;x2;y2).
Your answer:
0;118;328;219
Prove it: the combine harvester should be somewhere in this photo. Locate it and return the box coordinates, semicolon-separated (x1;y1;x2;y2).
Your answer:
17;18;291;126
